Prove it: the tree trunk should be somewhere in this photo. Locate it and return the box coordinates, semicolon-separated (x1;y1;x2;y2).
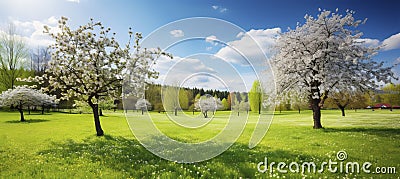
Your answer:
91;104;104;136
28;106;31;115
18;108;25;122
258;100;261;114
311;99;323;129
298;108;301;114
42;105;45;115
339;106;345;117
203;111;208;118
99;108;103;116
174;108;177;116
88;98;104;136
141;108;144;115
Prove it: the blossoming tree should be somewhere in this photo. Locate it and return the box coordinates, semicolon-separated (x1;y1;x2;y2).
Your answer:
195;94;222;118
135;98;151;115
28;17;168;136
271;9;396;128
0;86;55;121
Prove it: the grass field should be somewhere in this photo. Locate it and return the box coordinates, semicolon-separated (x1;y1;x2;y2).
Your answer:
0;109;399;178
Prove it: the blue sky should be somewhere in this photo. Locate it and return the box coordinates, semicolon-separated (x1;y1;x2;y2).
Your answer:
0;0;399;90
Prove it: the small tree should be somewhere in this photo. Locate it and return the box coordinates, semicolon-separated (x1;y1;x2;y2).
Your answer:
231;95;241;116
221;98;229;110
195;94;222;118
249;80;263;114
0;23;28;91
240;101;250;113
0;86;55;121
178;89;190;110
98;98;116;116
348;91;368;112
162;85;180;116
135;98;151;115
287;90;308;113
271;9;396;128
325;90;352;116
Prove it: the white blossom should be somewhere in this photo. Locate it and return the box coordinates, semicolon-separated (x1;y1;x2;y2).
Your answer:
270;10;397;128
0;86;55;108
135;98;152;111
21;17;170;135
0;86;56;121
194;94;223;118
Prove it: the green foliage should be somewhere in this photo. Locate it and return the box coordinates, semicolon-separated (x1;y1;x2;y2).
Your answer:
249;80;262;113
0;23;29;91
221;98;229;110
178;89;190;110
73;100;91;113
381;84;400;106
99;98;116;110
145;84;162;110
0;110;399;178
162;85;179;113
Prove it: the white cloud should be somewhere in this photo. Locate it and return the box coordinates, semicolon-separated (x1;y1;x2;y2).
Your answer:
169;29;184;38
150;55;254;91
355;38;380;47
215;28;281;65
382;33;400;51
211;5;228;13
66;0;80;3
152;56;215;78
355;33;400;51
151;56;219;88
2;16;59;48
219;8;228;13
205;35;218;45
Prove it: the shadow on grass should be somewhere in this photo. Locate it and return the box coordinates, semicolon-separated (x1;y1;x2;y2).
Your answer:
37;135;333;178
5;119;50;123
27;113;53;115
323;127;400;137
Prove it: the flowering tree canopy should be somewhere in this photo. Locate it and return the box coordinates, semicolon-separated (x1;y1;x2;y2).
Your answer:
135;98;151;115
195;94;222;118
270;9;397;128
25;17;169;136
0;86;55;121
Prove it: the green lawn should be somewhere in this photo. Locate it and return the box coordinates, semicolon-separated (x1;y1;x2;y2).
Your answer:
0;109;399;178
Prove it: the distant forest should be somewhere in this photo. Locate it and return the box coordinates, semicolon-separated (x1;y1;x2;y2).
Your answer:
142;84;247;112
